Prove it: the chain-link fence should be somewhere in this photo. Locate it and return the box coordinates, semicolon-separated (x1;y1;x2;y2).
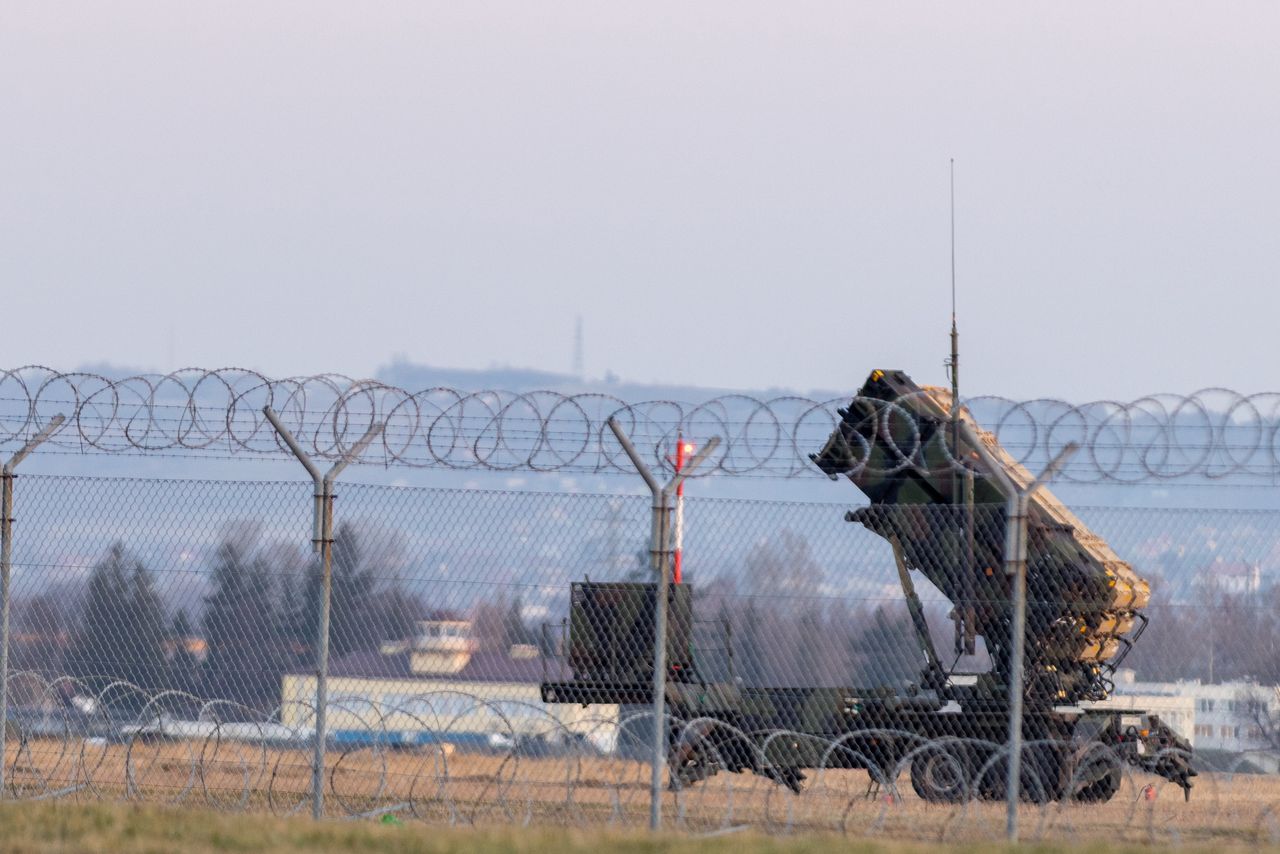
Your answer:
1;471;1278;844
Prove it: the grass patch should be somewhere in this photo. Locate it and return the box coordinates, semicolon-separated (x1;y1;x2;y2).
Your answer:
0;802;1275;854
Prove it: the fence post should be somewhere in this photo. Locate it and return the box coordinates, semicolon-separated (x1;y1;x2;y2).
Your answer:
1002;442;1078;842
606;418;719;832
0;414;65;800
264;407;382;820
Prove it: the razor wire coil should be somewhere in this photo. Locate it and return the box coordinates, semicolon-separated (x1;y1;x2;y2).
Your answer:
3;367;1280;481
2;674;1273;845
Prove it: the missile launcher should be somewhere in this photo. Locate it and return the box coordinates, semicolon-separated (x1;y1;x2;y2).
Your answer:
811;369;1149;704
541;369;1194;803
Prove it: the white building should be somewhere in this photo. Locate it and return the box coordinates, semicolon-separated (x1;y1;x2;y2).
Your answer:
283;617;619;753
1101;669;1280;772
1197;559;1263;595
1085;690;1195;747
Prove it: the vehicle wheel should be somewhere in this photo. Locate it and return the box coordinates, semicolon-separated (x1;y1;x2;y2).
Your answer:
1021;744;1067;803
910;745;970;803
669;741;716;790
1071;758;1121;803
975;748;1064;804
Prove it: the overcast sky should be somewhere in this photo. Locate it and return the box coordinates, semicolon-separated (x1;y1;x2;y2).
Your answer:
3;3;1277;401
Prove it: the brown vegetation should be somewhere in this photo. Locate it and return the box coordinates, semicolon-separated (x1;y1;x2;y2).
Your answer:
5;737;1280;846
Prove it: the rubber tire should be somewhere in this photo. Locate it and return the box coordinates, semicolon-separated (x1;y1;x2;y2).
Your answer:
910;745;970;803
1072;760;1121;803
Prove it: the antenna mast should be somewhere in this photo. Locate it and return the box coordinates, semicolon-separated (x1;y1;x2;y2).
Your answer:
948;158;960;484
948;159;976;658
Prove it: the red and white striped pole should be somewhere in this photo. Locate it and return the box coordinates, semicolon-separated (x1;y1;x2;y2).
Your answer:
673;434;692;584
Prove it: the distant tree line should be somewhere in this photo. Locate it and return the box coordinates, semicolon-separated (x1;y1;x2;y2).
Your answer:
1124;573;1280;686
23;522;1265;716
691;530;928;690
9;522;526;712
709;533;1280;692
8;526;948;708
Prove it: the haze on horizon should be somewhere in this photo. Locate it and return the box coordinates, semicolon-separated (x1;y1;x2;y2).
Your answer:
3;3;1277;402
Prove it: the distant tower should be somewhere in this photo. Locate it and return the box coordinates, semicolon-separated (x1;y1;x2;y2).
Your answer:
572;316;584;379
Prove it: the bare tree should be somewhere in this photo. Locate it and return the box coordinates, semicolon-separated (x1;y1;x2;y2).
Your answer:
1236;686;1280;752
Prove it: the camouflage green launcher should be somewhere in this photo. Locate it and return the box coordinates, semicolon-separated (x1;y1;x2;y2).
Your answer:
810;369;1148;705
541;369;1194;802
565;581;695;693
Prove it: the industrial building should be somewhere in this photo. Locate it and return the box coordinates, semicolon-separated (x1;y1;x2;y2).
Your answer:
281;617;618;753
1096;669;1280;772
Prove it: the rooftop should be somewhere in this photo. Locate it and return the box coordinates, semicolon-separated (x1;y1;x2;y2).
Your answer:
307;648;569;684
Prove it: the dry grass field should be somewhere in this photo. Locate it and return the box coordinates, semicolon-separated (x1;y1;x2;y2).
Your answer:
0;801;1278;854
5;736;1280;847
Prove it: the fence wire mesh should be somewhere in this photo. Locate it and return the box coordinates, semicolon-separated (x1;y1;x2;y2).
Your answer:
1;473;1277;844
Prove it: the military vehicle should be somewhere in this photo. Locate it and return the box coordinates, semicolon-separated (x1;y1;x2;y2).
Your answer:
541;370;1195;803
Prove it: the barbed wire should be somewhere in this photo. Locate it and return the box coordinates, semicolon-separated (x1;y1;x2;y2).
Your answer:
3;366;1280;482
4;675;1273;844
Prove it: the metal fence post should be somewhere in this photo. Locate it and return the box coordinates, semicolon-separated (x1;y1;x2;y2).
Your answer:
0;414;65;800
264;407;382;819
606;418;719;831
1003;442;1078;842
1003;489;1028;839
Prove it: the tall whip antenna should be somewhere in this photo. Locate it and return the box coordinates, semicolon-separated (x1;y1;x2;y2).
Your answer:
948;158;976;658
948;158;960;464
951;158;957;336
